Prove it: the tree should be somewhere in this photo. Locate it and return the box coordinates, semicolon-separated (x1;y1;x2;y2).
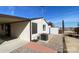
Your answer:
48;22;54;27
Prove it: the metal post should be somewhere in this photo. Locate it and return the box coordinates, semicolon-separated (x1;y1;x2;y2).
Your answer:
62;20;64;34
62;20;67;53
49;27;50;34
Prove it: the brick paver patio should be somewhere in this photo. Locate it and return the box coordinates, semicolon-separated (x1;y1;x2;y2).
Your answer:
11;42;57;53
11;34;63;53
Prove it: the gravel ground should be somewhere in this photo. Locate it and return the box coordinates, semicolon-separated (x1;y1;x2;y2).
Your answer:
65;36;79;53
37;34;63;53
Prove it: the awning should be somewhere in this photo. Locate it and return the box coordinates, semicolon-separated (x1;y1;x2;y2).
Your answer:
0;14;30;24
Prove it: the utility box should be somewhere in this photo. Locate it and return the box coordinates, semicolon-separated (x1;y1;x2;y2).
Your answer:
40;33;48;41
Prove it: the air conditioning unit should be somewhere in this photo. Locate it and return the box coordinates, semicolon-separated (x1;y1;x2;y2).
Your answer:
40;33;48;41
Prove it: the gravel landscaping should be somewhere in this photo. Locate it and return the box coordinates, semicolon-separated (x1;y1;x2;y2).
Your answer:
37;34;63;53
65;36;79;53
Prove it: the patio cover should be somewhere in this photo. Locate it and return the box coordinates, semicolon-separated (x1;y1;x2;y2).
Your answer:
0;14;30;24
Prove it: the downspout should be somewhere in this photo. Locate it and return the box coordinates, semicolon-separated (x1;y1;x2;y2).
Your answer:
30;21;32;42
49;26;51;34
49;27;50;34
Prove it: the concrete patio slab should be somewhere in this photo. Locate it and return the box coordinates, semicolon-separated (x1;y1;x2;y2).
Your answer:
0;39;26;53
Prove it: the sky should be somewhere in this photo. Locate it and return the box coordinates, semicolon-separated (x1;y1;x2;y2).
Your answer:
0;6;79;27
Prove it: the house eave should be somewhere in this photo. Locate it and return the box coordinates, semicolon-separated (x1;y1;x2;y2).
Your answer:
0;14;31;24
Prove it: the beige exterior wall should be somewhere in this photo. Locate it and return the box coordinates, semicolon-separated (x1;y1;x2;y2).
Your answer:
11;21;30;42
31;18;49;40
0;18;49;41
0;25;5;35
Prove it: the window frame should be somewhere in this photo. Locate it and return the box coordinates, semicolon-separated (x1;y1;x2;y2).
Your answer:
43;24;46;31
32;22;37;34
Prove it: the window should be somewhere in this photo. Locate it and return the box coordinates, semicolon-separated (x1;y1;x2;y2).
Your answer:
43;25;46;31
32;23;37;34
1;24;8;31
1;24;11;36
1;24;4;30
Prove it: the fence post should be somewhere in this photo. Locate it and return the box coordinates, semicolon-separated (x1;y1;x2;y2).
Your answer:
62;20;67;53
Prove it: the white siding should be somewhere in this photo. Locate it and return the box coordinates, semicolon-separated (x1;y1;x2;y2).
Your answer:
50;28;59;35
11;22;30;42
31;18;49;40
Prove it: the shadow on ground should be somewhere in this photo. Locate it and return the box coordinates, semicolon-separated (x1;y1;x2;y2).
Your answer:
63;37;68;53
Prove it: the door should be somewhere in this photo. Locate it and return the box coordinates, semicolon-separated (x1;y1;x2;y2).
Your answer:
5;24;11;37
